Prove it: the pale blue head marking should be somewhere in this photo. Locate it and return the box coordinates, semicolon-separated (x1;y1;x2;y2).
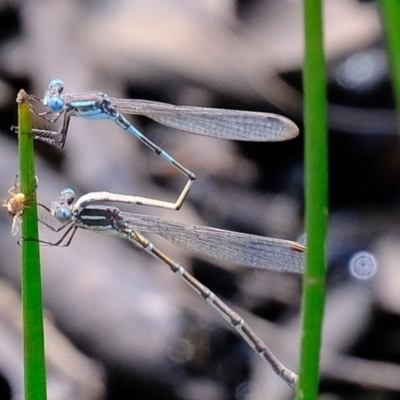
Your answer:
59;188;75;205
48;78;64;89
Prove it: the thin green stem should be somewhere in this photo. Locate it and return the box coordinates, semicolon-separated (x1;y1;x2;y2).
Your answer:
296;1;328;399
17;90;47;400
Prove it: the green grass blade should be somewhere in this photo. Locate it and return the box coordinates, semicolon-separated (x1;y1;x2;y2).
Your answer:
296;1;328;399
379;0;400;125
17;90;47;400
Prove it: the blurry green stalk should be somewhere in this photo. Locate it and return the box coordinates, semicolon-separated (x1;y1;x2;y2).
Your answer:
296;1;328;399
379;0;400;128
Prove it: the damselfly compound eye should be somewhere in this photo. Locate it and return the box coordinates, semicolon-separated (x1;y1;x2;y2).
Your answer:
48;97;64;112
55;206;72;223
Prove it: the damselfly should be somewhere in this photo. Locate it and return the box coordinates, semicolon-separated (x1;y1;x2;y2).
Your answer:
36;188;304;388
25;79;299;210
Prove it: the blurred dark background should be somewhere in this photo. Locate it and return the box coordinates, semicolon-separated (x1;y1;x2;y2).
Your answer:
1;0;400;399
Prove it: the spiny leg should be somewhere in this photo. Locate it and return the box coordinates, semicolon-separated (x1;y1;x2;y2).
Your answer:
31;222;78;247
